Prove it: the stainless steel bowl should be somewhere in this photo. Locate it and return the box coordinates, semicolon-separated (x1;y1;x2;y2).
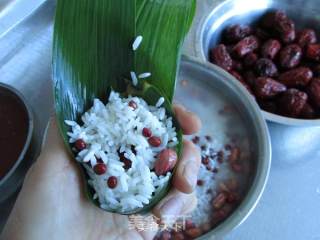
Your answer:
177;56;271;239
197;0;320;126
0;83;34;203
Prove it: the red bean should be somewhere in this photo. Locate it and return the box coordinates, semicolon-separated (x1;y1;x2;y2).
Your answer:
107;176;118;189
231;162;243;173
160;231;171;240
172;232;184;240
142;127;152;138
75;139;86;151
93;163;107;175
226;192;239;203
192;136;200;144
202;156;210;165
128;100;137;110
148;136;162;147
212;192;227;209
197;180;204;186
185;219;195;230
228;147;241;163
118;151;132;170
155;149;177;176
185;228;202;238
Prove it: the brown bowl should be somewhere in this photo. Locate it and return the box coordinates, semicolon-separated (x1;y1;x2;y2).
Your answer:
0;83;33;203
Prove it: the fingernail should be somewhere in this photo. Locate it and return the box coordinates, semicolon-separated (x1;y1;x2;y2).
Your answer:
159;197;182;217
183;162;198;190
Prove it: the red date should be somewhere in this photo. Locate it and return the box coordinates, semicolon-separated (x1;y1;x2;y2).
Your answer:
306;44;320;61
312;64;320;77
261;10;288;29
233;36;259;58
275;18;296;43
210;44;233;71
254;77;287;99
229;70;244;82
279;44;302;69
297;29;317;48
278;67;313;87
278;89;308;117
255;58;278;77
210;10;320;119
223;24;252;43
229;70;253;93
307;78;320;108
261;39;281;59
254;27;272;41
300;103;316;119
232;59;243;72
244;53;258;68
258;100;278;113
243;71;256;86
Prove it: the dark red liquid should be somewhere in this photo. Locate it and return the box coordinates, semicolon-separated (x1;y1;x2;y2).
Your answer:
0;91;29;180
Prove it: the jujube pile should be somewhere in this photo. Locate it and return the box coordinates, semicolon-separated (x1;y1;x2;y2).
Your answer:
210;10;320;119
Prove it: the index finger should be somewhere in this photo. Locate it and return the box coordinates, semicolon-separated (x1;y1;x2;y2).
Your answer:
173;104;201;135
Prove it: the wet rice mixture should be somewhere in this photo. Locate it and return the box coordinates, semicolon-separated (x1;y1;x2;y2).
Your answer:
155;130;251;240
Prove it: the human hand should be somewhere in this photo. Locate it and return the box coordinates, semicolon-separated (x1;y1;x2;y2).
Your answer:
1;104;201;240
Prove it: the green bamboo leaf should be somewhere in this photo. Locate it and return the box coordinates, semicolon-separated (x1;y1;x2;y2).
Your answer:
53;0;195;214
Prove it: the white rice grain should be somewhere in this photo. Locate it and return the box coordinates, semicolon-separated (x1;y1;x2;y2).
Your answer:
156;97;165;107
132;35;143;51
130;71;138;86
138;72;151;79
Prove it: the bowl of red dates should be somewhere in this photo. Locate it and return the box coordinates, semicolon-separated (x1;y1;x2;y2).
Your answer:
199;0;320;126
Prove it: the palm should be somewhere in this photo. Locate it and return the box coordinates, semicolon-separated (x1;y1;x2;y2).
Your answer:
5;124;145;240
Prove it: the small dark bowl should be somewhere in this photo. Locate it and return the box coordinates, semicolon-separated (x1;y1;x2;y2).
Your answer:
0;83;33;203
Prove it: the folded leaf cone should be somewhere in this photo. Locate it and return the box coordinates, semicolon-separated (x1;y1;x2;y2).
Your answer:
53;0;196;214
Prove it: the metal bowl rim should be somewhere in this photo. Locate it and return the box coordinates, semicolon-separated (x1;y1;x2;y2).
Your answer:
181;56;271;239
0;82;34;187
196;0;320;127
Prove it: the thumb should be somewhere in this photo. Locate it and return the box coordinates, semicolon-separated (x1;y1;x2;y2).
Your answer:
152;190;197;224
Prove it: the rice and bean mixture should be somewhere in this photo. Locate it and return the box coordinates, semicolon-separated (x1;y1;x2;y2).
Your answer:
65;91;178;212
155;134;248;240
